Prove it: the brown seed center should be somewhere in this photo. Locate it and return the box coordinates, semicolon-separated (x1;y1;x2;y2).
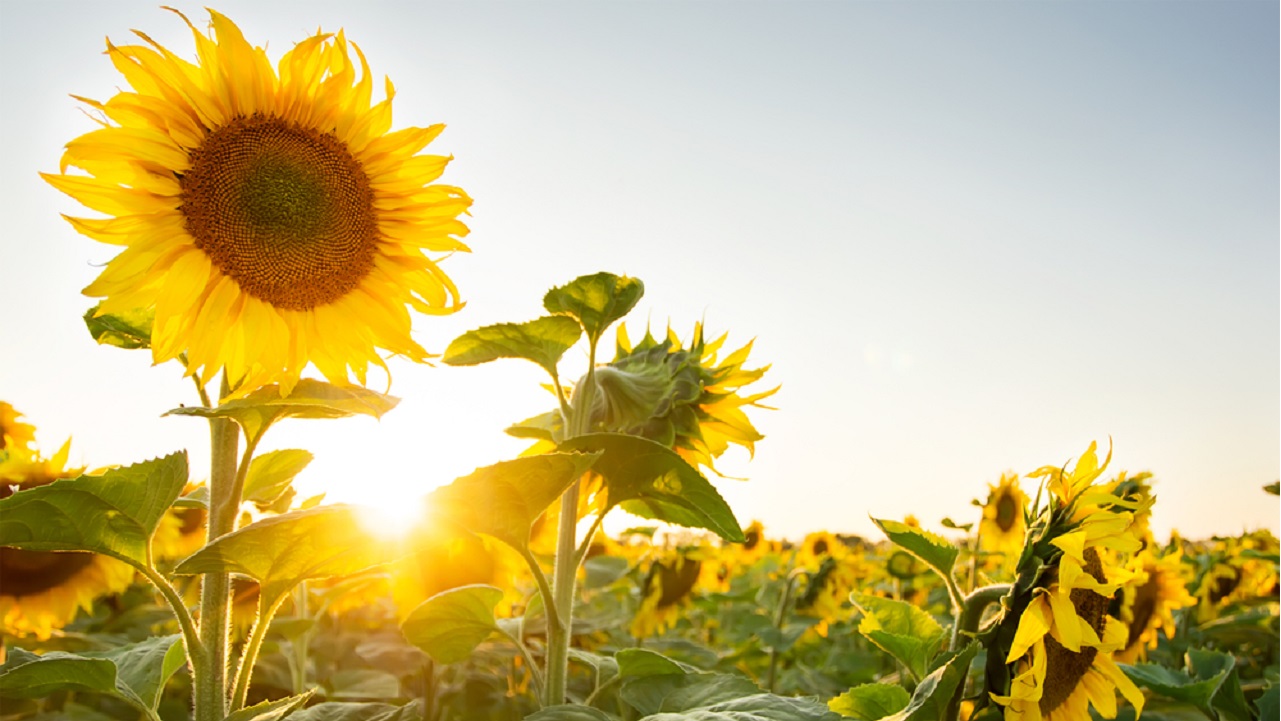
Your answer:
996;492;1019;532
0;547;97;596
180;114;379;310
1125;573;1161;650
1040;547;1110;714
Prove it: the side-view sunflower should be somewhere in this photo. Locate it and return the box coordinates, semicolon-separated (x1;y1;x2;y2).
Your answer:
985;441;1146;721
1112;547;1195;663
631;548;703;638
45;9;471;397
0;441;135;640
980;472;1028;563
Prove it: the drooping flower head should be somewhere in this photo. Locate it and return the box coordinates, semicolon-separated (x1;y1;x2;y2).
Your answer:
985;441;1146;721
45;9;471;397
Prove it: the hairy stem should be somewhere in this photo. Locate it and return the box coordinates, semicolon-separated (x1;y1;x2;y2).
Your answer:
230;593;288;710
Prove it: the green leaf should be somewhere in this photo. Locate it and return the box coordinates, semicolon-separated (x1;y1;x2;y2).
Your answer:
223;690;317;721
525;706;615;721
850;594;946;682
443;316;583;377
871;517;958;585
641;693;841;720
173;504;401;610
583;555;631;588
829;683;912;720
84;304;153;350
1264;481;1279;496
1188;649;1252;721
621;672;761;716
85;635;185;711
560;433;744;542
243;449;314;509
288;703;400;721
0;648;118;699
166;379;398;442
506;410;564;442
401;585;505;664
427;453;600;553
326;670;402;700
543;272;644;344
1120;663;1223;713
882;643;978;721
1256;686;1279;721
616;648;699;678
0;452;188;566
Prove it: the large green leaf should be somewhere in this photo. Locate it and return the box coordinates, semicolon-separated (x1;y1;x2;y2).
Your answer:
1120;663;1224;713
173;504;401;609
525;707;615;721
871;518;957;586
828;683;912;720
287;703;399;721
86;635;185;711
560;433;744;542
850;594;946;682
401;585;505;664
0;648;118;699
443;316;583;377
641;693;842;720
616;648;700;678
223;690;317;721
882;643;978;721
243;449;314;509
1255;686;1279;721
325;670;402;701
0;453;187;566
84;304;153;350
428;453;600;553
543;272;644;344
1187;649;1252;721
166;379;398;441
621;673;762;716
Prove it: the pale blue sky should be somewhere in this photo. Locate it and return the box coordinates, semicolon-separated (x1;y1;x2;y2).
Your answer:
1;1;1276;541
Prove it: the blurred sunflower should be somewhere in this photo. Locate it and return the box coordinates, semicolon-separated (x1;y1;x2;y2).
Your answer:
732;520;776;566
631;548;703;638
1191;530;1279;622
0;441;134;640
986;441;1145;721
153;483;208;562
0;402;36;454
980;472;1027;561
389;533;524;620
45;9;471;397
1112;547;1195;663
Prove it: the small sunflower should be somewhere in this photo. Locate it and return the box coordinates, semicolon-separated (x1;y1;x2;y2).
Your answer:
0;442;134;640
389;533;524;620
631;549;702;638
986;441;1146;721
0;402;36;454
45;9;471;397
1112;547;1195;663
980;472;1028;562
152;484;208;563
732;520;776;566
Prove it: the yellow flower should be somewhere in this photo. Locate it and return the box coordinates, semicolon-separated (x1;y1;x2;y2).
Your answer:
1191;530;1279;622
1113;548;1195;663
0;402;36;454
45;9;471;397
152;483;208;562
631;549;702;638
980;472;1028;561
731;520;776;566
389;533;524;620
989;442;1146;721
0;442;134;640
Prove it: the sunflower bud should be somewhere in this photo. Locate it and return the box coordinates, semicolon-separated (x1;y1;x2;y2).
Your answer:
574;364;678;442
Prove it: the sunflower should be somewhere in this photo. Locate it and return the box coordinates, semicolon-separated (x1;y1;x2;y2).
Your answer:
986;441;1146;721
0;402;36;454
980;472;1028;562
389;532;524;620
731;520;776;566
1112;547;1195;663
1191;530;1280;622
152;484;208;563
0;442;134;640
631;549;703;638
45;9;471;397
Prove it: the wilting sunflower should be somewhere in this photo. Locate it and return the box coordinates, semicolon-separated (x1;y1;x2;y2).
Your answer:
45;9;471;397
980;472;1028;562
0;402;36;454
0;442;134;640
631;548;703;638
1112;547;1195;663
986;441;1146;721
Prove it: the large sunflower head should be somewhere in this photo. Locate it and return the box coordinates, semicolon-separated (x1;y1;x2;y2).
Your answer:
45;9;471;397
980;472;1029;562
1112;547;1195;663
986;441;1147;721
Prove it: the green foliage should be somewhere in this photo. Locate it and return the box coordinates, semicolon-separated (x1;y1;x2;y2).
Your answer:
1125;649;1255;721
0;637;184;718
401;585;505;664
83;304;153;350
242;449;314;509
621;673;763;716
526;707;615;721
641;694;842;720
443;316;584;377
173;504;401;609
881;643;978;721
849;594;946;682
560;433;744;542
427;452;601;553
870;517;958;588
543;272;645;344
166;379;398;441
0;452;187;567
617;649;701;678
828;683;912;720
222;690;317;721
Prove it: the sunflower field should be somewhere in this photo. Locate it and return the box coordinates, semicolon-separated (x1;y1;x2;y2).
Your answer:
1;9;1277;721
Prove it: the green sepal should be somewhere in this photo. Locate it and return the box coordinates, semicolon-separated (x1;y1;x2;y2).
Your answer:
401;585;505;664
543;272;644;344
871;517;958;586
443;315;583;377
828;682;912;719
83;303;153;350
166;379;398;442
560;433;744;542
849;594;946;682
0;452;187;567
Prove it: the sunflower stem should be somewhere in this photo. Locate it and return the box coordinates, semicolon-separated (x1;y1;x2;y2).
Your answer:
195;376;240;721
942;583;1014;721
231;593;288;711
767;569;804;693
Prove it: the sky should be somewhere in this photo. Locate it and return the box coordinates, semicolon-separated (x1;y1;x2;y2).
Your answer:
1;1;1277;543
